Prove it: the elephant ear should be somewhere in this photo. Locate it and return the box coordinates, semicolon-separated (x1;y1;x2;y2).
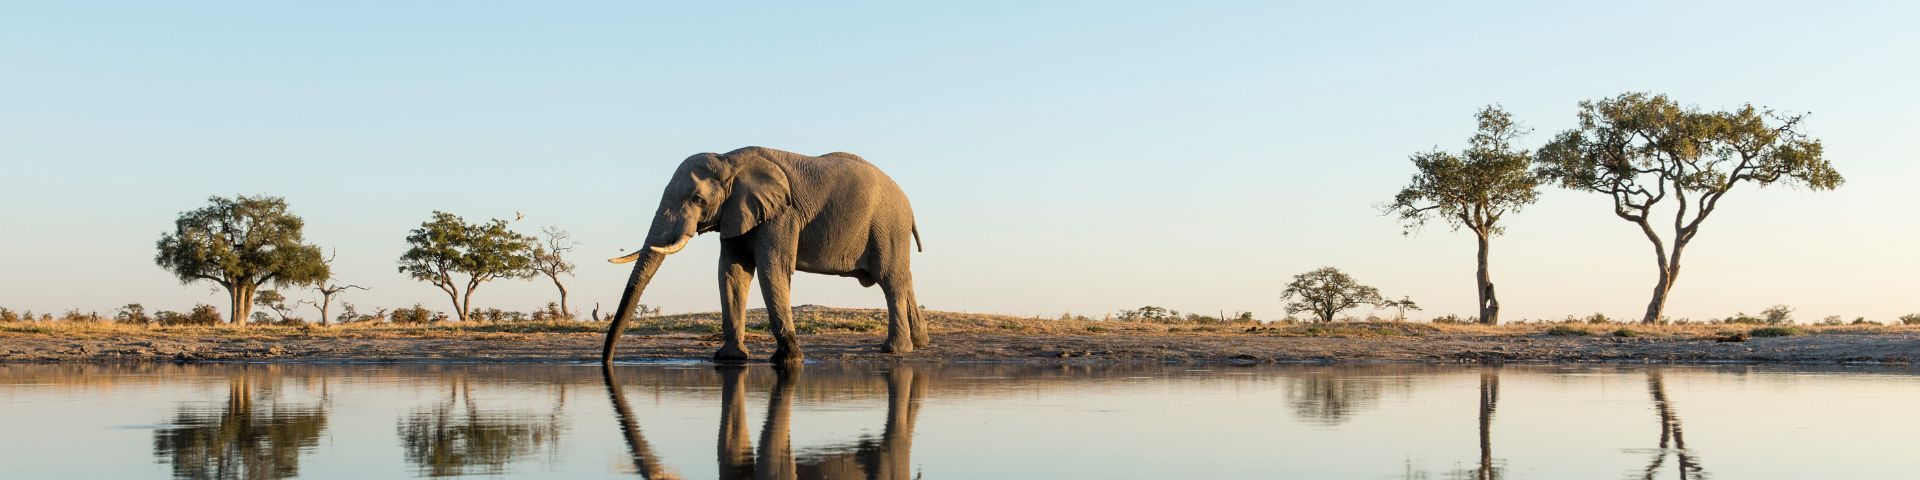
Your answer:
719;157;791;238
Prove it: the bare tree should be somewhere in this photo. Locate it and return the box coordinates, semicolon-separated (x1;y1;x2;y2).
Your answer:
298;251;365;326
1384;106;1539;325
1536;93;1842;323
529;226;579;318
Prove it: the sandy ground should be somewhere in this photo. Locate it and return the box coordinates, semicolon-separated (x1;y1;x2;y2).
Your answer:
3;329;1917;364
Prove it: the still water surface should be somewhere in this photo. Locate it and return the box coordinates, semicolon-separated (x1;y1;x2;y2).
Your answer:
2;363;1917;479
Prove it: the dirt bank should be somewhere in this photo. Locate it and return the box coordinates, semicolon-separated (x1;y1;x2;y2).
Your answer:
4;328;1917;364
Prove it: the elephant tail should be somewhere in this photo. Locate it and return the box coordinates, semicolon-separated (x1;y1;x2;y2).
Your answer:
912;225;923;252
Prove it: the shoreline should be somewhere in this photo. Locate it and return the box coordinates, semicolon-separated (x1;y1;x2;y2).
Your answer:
5;329;1917;366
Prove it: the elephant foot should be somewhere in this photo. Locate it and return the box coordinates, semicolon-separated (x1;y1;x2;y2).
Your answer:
770;347;804;364
912;332;931;349
713;344;751;363
880;337;914;354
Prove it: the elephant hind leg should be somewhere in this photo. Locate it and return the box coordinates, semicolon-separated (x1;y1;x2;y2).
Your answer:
879;279;915;354
906;287;929;348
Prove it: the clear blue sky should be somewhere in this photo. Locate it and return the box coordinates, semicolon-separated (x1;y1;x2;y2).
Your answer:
3;1;1915;322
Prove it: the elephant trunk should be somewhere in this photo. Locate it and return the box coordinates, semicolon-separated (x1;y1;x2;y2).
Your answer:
601;250;666;365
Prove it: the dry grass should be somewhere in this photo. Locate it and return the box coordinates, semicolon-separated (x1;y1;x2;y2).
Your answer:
5;306;1919;341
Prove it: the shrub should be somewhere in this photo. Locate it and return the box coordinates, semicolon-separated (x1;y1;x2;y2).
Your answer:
1546;325;1590;336
1431;314;1471;325
1720;312;1765;325
1820;315;1843;326
1750;326;1804;337
1851;317;1878;325
159;304;223;326
1584;312;1613;324
391;304;437;324
1900;314;1920;325
61;309;100;322
1612;328;1640;337
0;307;19;322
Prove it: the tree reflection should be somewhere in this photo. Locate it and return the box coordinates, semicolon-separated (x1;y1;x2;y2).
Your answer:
395;377;567;477
1461;367;1502;480
152;372;329;480
603;365;925;479
1286;371;1383;426
1640;369;1704;479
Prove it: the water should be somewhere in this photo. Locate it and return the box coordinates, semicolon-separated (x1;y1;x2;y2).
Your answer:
3;363;1917;479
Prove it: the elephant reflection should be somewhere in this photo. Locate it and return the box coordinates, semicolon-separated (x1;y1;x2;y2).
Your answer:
395;376;569;477
1641;369;1703;479
152;370;330;480
601;365;925;480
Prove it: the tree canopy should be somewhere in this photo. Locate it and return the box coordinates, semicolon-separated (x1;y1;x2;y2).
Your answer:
1281;267;1384;323
1535;92;1841;323
397;211;535;322
154;195;328;325
1384;105;1538;325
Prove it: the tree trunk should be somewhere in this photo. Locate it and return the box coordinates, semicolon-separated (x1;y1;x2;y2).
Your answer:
1475;233;1499;325
228;284;256;327
1642;251;1684;324
553;277;571;318
318;295;331;327
460;286;477;323
443;287;464;323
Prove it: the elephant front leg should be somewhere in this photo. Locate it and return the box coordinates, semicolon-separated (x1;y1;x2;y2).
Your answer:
757;264;803;364
716;248;754;361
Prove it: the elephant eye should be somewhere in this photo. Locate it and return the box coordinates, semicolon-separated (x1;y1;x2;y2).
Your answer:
690;196;706;206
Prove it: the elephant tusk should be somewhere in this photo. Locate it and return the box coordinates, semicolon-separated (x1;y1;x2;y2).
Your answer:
647;235;692;255
608;250;645;264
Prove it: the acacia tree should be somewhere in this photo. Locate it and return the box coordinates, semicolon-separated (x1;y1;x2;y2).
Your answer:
528;226;578;318
397;211;535;322
1384;106;1539;325
155;195;329;326
1281;267;1384;323
1536;93;1841;323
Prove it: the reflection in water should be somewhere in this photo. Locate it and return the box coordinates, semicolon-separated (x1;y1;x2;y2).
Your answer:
1465;368;1502;480
603;365;924;480
602;366;682;480
395;377;568;477
1286;371;1384;426
1641;369;1704;479
151;372;330;480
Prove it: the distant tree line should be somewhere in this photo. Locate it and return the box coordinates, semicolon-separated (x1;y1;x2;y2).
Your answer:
134;194;602;327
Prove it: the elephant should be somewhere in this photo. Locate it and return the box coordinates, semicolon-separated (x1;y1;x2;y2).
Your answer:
601;146;928;364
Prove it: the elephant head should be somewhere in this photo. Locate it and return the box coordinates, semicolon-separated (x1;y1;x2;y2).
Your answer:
601;150;793;364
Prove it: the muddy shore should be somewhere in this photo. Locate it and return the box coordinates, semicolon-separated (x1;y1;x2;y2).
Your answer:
4;329;1917;364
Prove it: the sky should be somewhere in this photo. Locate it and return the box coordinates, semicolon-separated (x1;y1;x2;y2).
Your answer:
2;1;1916;323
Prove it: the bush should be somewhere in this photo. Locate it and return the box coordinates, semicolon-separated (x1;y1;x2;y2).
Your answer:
1546;325;1591;336
1750;326;1804;337
391;304;438;324
158;304;222;326
1820;315;1844;326
1612;328;1640;337
1584;312;1614;324
1431;314;1471;325
1720;312;1766;325
1851;317;1879;325
1900;314;1920;325
0;307;19;322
